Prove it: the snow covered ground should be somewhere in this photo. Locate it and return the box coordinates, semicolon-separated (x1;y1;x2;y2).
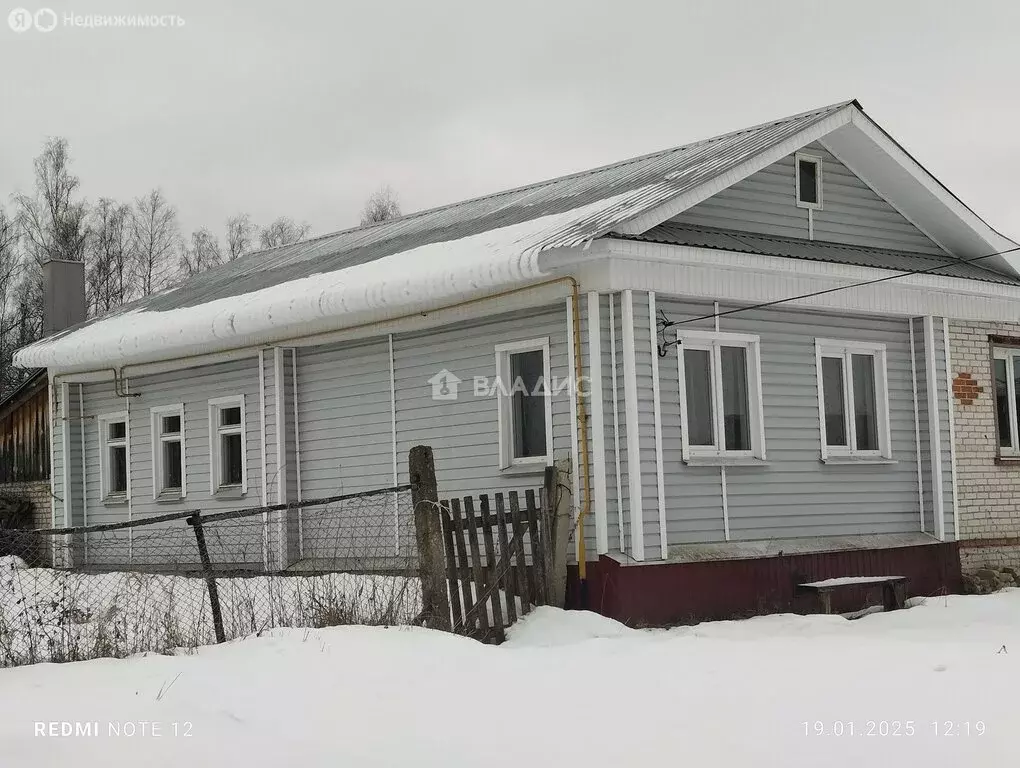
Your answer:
3;591;1019;767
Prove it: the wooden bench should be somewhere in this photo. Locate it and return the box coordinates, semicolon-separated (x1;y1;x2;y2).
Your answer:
798;576;907;615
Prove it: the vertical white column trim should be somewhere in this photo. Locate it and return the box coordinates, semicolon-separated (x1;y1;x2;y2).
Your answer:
908;318;924;532
258;350;268;507
565;297;581;562
808;208;814;240
943;318;959;541
273;348;288;504
609;295;624;552
60;383;71;528
273;348;288;569
290;348;304;558
587;292;609;555
648;292;667;560
923;316;946;541
79;383;88;560
621;290;645;562
389;333;399;556
258;350;268;569
714;300;729;541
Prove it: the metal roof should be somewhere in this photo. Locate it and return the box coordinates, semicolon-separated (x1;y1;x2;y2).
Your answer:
617;223;1020;286
55;101;856;323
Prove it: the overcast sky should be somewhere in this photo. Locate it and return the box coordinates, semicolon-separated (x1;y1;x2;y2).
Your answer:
2;0;1018;243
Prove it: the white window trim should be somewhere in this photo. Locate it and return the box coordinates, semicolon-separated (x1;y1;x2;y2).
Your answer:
494;337;554;471
993;347;1020;458
814;339;892;461
208;395;247;494
97;411;129;502
676;330;766;462
150;403;186;499
795;152;823;210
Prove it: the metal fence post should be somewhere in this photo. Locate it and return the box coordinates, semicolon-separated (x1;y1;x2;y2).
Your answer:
187;511;226;644
409;445;452;632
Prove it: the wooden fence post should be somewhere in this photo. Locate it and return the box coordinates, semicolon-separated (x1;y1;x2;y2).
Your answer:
187;511;226;644
409;445;452;632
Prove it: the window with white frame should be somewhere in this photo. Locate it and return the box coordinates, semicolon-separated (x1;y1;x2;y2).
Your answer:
151;404;185;498
993;346;1020;457
676;331;766;460
494;339;552;470
99;413;129;500
208;396;246;493
795;153;822;209
814;339;892;460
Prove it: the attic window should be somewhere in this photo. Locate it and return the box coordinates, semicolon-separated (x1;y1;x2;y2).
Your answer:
796;153;822;209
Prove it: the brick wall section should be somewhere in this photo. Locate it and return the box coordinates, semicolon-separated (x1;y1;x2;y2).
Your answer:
0;479;52;530
948;322;1020;572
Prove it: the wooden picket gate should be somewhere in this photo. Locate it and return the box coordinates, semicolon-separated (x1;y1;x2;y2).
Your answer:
440;468;557;643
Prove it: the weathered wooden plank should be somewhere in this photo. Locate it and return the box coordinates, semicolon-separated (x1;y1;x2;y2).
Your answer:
508;492;531;615
494;493;517;625
449;498;474;631
439;502;461;631
463;496;489;636
478;494;504;638
524;489;546;605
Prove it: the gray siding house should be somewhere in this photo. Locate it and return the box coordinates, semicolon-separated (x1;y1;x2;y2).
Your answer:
16;99;1020;622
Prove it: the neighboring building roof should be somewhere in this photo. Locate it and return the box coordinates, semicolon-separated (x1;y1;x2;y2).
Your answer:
620;223;1020;286
15;99;1019;372
0;369;47;416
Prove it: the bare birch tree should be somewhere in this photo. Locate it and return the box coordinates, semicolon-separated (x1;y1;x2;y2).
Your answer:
225;213;255;261
180;227;223;277
130;189;180;296
86;198;132;316
12;137;90;264
360;185;401;225
258;216;311;249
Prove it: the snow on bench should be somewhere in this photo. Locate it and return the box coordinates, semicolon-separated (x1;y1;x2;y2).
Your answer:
797;575;907;614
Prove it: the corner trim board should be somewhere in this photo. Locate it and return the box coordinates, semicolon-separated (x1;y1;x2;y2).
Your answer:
923;316;946;540
587;292;609;555
648;292;667;559
620;290;645;562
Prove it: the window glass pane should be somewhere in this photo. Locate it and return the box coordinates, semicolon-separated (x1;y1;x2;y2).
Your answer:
683;348;714;446
720;346;751;451
851;354;878;451
162;440;182;490
108;421;126;441
509;350;547;459
161;414;181;435
110;446;127;493
821;356;847;446
798;159;818;204
220;406;242;427
995;358;1011;448
222;433;243;486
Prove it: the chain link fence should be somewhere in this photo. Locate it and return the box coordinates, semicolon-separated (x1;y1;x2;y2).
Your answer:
0;485;421;667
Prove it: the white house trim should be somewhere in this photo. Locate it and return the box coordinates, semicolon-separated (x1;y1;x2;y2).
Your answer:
273;348;288;505
258;350;267;506
149;402;186;499
813;339;892;460
608;294;624;552
494;336;555;472
923;316;946;541
943;317;959;540
600;241;1020;323
60;383;70;528
794;152;823;211
78;383;87;536
586;292;609;555
908;318;924;532
388;334;399;556
648;292;667;560
620;290;644;562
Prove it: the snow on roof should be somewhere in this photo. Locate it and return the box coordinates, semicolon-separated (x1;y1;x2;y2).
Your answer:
18;102;851;371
